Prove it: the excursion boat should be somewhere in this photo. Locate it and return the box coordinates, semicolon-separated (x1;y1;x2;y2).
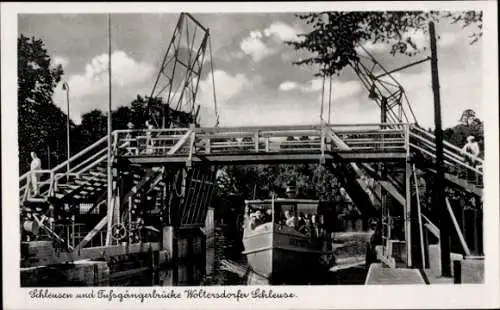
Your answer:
241;197;329;284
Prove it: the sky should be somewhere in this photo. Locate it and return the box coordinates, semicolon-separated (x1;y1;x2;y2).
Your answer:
18;12;483;129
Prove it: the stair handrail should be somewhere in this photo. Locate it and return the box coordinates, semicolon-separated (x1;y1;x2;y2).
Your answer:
19;136;107;202
409;141;483;175
410;125;484;164
413;164;427;269
410;131;467;163
64;148;108;176
421;213;440;240
19;135;109;196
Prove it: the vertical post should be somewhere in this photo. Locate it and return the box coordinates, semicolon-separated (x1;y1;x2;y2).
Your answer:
105;13;114;246
380;97;388;238
327;75;333;124
47;144;51;169
128;195;132;244
381;97;387;125
414;164;426;269
429;21;451;277
405;161;412;267
320;121;326;164
320;74;325;121
66;84;70;180
254;131;259;152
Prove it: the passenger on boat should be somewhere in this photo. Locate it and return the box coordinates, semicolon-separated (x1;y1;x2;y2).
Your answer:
298;215;311;235
297;212;306;229
284;210;297;228
249;210;264;229
264;208;273;223
312;215;329;239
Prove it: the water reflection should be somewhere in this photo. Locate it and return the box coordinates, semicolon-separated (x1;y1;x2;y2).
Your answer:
111;225;368;286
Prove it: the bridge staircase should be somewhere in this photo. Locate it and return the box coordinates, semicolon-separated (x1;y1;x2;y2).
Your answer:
362;125;482;281
19;135;167;254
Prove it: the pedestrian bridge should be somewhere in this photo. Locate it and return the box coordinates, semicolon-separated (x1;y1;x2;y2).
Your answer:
116;122;409;165
20;121;483;204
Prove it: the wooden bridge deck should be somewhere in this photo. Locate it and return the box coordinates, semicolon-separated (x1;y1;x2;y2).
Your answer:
125;150;406;165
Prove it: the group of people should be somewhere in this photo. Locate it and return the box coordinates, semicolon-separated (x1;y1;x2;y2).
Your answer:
124;120;156;155
282;211;328;239
247;208;331;249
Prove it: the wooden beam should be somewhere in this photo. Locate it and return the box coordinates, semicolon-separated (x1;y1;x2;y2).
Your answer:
127;152;405;165
445;197;471;256
30;242;161;267
379;181;405;206
167;129;193;155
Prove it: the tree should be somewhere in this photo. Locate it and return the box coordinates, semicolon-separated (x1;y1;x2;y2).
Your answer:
287;11;483;77
459;109;481;126
78;110;107;147
444;109;484;156
18;34;66;173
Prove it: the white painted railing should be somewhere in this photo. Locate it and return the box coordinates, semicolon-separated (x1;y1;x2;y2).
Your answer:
409;125;483;176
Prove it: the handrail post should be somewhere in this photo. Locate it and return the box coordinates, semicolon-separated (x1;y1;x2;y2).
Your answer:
49;171;55;197
205;138;211;154
320;121;326;164
405;123;410;157
187;125;196;169
26;172;32;201
254;131;259;152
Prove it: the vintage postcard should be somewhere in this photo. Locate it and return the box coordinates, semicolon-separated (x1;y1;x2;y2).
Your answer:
1;1;499;309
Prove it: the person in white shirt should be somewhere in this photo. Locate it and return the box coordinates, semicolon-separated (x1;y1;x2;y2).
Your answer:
284;210;297;228
30;152;42;196
461;135;480;182
462;136;480;160
145;120;155;154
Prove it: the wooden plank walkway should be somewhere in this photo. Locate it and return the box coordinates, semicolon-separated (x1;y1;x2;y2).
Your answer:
365;263;425;285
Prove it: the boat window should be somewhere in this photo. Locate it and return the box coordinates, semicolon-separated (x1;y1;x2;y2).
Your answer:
246;203;273;229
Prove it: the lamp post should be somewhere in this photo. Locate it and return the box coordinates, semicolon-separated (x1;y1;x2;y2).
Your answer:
62;82;70;181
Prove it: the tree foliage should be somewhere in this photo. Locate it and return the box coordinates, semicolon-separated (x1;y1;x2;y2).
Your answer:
215;163;347;202
18;34;66;173
288;11;483;76
444;109;484;156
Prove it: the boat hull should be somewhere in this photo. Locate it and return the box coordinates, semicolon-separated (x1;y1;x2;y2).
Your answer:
243;223;324;284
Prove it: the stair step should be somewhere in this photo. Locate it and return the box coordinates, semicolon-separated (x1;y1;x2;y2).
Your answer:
74;179;91;186
58;183;81;189
89;171;106;177
81;175;104;182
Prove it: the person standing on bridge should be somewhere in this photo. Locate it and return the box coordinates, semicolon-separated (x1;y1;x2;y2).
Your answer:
145;120;155;154
30;152;42;196
462;135;480;183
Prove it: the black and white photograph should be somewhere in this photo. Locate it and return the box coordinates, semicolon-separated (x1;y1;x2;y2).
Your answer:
2;1;499;309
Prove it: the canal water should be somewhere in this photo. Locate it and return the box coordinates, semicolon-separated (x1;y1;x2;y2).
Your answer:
111;225;369;286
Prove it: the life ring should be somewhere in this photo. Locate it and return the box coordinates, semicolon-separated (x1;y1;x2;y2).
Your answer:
111;223;127;241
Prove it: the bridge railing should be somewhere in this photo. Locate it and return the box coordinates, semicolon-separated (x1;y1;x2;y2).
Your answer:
326;123;407;153
113;128;191;156
114;123;410;158
409;125;483;177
